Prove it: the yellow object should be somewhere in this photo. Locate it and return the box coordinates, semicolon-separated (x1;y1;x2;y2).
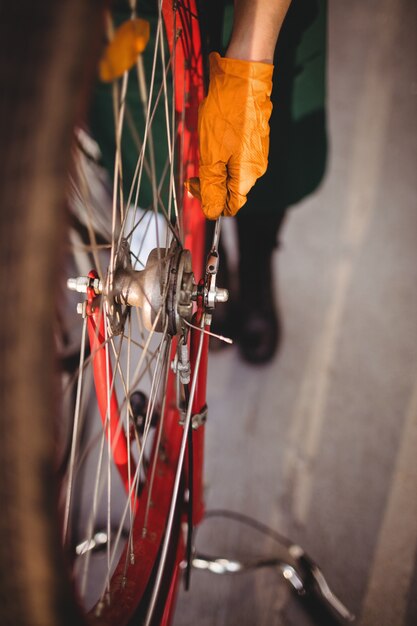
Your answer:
99;18;150;82
188;52;274;220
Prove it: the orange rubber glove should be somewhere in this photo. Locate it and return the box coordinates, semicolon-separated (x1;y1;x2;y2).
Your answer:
186;52;273;220
99;18;150;82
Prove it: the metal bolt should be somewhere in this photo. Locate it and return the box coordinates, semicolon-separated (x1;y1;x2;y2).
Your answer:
67;276;102;294
67;276;89;293
215;287;229;303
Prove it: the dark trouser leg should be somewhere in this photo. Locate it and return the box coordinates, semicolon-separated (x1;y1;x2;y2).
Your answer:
236;210;287;364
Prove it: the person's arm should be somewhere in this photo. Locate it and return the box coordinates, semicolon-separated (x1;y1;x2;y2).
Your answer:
187;1;292;219
226;0;291;63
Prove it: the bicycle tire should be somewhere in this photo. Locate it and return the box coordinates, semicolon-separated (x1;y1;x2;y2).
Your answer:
0;1;205;625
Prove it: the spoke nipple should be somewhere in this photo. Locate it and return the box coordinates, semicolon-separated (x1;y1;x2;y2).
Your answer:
76;302;85;316
95;600;104;617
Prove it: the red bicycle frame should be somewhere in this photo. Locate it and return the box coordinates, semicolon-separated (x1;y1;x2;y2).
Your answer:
84;2;207;623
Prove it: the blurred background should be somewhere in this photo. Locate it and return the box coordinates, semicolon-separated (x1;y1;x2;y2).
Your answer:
174;0;417;624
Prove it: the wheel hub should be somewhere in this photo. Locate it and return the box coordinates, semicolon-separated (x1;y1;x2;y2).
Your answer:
68;237;229;337
109;238;195;335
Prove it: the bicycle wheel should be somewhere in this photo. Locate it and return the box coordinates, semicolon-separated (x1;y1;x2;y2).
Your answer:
0;1;206;624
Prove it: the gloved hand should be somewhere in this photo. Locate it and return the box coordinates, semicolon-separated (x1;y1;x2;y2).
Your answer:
186;52;273;220
99;18;150;82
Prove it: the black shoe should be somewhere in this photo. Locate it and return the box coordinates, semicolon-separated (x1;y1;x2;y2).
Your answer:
238;304;280;364
236;214;283;364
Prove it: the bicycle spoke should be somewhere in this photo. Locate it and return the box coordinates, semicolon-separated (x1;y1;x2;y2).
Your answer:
144;315;206;626
62;315;88;544
61;0;206;618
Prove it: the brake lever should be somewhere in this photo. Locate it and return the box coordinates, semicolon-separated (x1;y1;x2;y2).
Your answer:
289;546;355;623
193;543;355;624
